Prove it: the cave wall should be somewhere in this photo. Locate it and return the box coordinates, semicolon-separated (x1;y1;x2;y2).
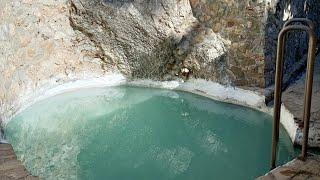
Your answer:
69;0;199;79
264;0;320;89
1;0;320;123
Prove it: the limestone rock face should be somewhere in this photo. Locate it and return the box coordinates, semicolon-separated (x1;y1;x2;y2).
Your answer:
69;0;233;83
69;0;198;79
181;30;229;82
0;0;106;122
1;0;320;124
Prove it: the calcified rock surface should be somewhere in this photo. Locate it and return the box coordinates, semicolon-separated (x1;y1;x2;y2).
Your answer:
0;0;109;122
69;0;229;81
69;0;197;78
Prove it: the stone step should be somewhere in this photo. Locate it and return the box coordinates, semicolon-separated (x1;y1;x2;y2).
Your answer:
0;144;39;180
257;155;320;180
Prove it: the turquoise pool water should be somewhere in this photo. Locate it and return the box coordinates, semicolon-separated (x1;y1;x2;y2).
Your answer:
5;86;296;180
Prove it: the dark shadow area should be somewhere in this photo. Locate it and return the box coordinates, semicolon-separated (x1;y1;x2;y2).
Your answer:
264;0;320;102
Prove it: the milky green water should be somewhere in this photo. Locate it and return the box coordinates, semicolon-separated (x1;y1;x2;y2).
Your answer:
5;86;296;180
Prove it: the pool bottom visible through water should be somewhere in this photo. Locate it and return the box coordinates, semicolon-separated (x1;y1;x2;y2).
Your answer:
5;86;297;180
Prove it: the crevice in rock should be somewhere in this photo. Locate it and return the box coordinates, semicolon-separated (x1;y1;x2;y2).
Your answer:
68;0;117;72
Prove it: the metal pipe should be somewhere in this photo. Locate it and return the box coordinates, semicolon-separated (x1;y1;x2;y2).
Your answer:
270;24;317;169
284;18;319;56
301;28;317;160
284;18;315;30
271;25;286;170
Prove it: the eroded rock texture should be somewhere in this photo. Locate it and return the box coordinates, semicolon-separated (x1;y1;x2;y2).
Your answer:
69;0;320;88
0;0;106;122
190;0;266;87
69;0;195;79
69;0;262;86
1;0;320;124
69;0;229;82
190;0;320;89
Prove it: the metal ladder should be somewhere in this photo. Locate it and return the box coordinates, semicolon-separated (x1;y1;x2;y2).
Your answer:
270;18;317;169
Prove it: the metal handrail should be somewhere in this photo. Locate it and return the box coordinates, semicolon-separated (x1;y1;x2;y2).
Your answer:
284;18;315;30
270;19;317;170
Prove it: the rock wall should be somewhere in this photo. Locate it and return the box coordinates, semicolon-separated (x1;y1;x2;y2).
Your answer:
69;0;265;87
264;0;320;89
69;0;320;89
0;0;107;122
190;0;320;89
1;0;320;124
190;0;266;87
69;0;198;79
69;0;230;83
